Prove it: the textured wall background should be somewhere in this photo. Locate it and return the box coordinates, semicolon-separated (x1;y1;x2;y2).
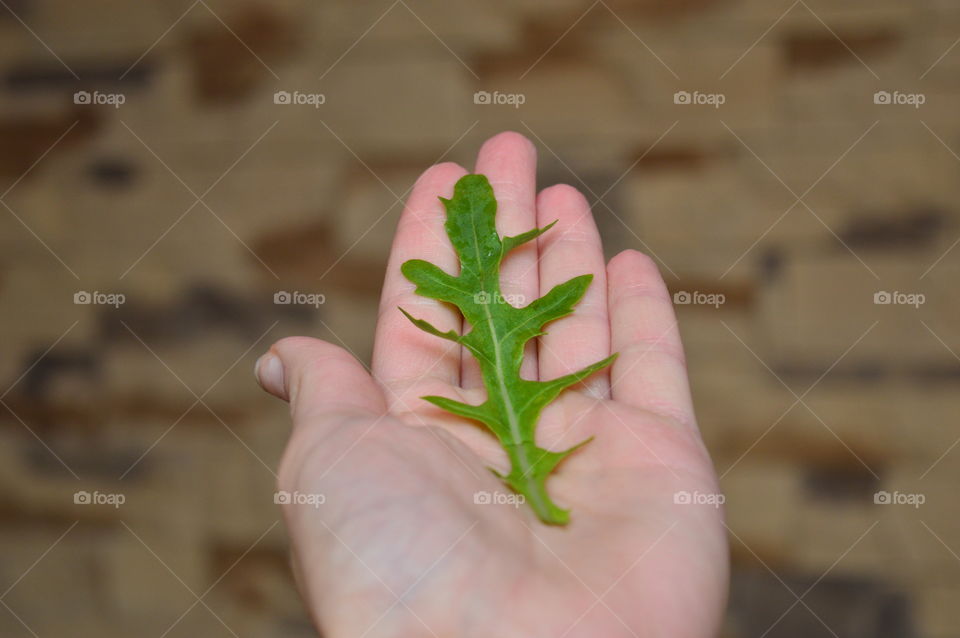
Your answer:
0;0;958;636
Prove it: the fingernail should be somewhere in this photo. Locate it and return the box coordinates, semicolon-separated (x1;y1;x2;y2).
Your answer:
255;352;285;397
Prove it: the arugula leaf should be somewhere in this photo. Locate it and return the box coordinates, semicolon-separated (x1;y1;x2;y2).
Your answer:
400;174;616;525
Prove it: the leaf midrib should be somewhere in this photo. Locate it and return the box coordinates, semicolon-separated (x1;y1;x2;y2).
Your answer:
466;202;531;481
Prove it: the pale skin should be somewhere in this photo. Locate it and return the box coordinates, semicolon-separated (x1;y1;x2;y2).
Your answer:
256;132;729;638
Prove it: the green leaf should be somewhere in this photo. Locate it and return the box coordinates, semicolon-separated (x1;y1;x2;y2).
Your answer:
397;308;463;344
400;174;617;525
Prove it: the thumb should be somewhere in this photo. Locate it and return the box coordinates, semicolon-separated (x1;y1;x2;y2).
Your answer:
256;336;386;419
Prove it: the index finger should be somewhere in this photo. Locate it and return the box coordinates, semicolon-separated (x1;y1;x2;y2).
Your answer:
372;162;467;394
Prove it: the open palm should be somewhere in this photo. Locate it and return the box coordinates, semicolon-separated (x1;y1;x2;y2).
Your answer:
258;132;728;638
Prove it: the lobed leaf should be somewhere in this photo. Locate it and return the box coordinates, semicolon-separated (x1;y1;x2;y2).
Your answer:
400;174;616;525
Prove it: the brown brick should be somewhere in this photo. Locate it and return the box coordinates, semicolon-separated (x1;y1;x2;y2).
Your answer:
916;585;960;637
333;167;420;261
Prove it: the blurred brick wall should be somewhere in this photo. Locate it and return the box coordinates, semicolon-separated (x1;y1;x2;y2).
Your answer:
1;1;958;636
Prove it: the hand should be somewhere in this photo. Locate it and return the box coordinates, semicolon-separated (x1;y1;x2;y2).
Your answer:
257;132;728;638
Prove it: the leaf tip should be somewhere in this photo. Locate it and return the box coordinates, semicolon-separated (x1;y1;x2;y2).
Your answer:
399;259;418;280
